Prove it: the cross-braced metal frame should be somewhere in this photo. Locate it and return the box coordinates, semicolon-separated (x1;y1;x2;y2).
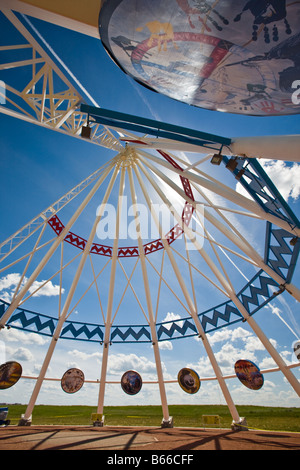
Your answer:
0;7;299;428
0;8;122;152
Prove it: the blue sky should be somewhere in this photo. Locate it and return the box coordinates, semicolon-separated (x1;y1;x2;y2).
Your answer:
0;9;300;416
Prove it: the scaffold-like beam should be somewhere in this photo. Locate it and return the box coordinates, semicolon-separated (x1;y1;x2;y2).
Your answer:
0;8;123;152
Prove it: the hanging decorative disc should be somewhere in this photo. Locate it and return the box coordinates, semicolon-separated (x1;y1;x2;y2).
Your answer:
178;368;200;394
99;0;300;116
61;368;85;394
121;370;143;395
293;340;300;361
0;361;22;390
234;360;264;390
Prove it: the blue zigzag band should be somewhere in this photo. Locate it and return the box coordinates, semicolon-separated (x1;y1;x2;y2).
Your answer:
0;269;283;342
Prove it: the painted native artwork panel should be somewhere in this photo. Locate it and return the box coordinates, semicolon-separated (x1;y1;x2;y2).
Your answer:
99;0;300;115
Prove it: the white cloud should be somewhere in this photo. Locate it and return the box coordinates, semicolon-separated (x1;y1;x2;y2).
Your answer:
158;312;183;350
67;350;161;379
207;329;233;345
158;340;173;350
0;273;64;301
108;353;158;376
260;159;300;201
0;273;24;302
188;325;284;377
0;291;14;303
1;326;48;345
29;280;64;297
244;335;266;352
67;349;102;361
0;273;21;291
162;312;183;327
208;326;251;345
236;159;300;202
32;363;47;376
231;327;252;342
13;347;33;362
259;356;277;370
215;344;240;371
0;340;6;363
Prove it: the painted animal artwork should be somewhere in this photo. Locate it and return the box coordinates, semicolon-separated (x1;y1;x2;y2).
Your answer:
136;21;178;52
234;0;292;42
226;32;300;92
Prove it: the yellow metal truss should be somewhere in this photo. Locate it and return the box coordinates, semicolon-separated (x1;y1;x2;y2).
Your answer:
0;7;122;152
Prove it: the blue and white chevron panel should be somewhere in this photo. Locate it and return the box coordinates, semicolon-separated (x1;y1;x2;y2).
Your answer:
0;269;292;343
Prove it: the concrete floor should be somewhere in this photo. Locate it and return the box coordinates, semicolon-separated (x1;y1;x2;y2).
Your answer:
0;425;299;450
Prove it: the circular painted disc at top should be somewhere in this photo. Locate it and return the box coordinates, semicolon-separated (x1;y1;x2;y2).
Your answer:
0;361;22;390
121;370;142;395
234;360;264;391
61;368;85;394
99;0;300;116
178;368;200;394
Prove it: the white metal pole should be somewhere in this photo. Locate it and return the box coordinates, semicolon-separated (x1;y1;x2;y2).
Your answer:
136;160;234;295
133;160;241;425
0;160;112;263
141;155;300;303
10;223;47;304
189;176;300;301
232;294;300;397
0;161;116;330
127;164;171;424
138;151;300;238
97;164;126;416
201;207;300;301
138;156;300;398
20;165;120;424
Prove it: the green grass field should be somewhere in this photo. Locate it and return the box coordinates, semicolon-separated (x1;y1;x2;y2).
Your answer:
2;404;300;432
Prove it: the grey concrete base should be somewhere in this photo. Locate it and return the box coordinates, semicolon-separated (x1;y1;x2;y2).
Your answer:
161;416;174;428
231;417;248;431
93;415;105;427
18;414;32;426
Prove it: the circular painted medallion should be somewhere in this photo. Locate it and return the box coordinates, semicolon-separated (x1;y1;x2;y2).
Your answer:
178;367;200;394
121;370;143;395
0;361;22;389
234;359;264;390
61;368;85;394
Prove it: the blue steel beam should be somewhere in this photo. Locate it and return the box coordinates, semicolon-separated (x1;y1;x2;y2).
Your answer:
80;104;231;151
